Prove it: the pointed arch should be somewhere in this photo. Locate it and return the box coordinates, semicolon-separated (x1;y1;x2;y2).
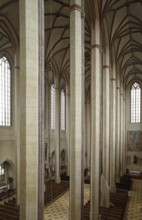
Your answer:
0;14;19;48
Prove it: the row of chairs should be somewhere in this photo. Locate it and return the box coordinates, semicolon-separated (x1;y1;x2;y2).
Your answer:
0;189;16;201
84;190;128;219
0;180;69;218
116;175;132;191
0;197;19;220
44;180;69;204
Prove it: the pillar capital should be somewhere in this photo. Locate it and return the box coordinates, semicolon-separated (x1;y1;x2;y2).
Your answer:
15;66;20;69
103;65;110;69
111;77;116;81
70;4;81;12
91;44;101;49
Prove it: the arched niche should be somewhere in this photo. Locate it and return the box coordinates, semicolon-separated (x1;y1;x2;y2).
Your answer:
50;151;55;175
0;159;15;189
60;149;67;176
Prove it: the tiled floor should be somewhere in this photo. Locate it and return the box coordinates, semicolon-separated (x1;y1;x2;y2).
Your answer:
124;179;142;220
44;184;90;220
44;179;142;220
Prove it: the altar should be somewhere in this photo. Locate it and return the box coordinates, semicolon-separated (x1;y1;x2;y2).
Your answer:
129;170;142;178
0;185;7;193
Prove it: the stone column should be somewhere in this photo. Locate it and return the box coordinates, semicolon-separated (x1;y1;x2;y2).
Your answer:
66;85;70;176
44;79;50;170
14;50;20;205
102;62;110;207
19;0;39;219
47;79;51;175
86;101;91;169
55;77;60;183
81;0;85;207
38;0;45;219
110;64;116;192
90;20;101;220
116;77;120;182
70;1;83;219
123;95;126;173
120;88;124;175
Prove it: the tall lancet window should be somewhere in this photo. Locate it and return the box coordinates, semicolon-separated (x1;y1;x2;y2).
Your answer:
0;165;4;180
51;84;55;129
131;82;141;123
0;56;11;126
61;89;65;130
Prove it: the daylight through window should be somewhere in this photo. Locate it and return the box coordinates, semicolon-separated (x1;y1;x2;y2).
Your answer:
51;84;55;129
0;57;11;126
0;165;4;181
61;89;65;130
131;82;141;123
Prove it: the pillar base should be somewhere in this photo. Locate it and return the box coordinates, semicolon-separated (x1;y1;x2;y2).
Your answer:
101;175;110;207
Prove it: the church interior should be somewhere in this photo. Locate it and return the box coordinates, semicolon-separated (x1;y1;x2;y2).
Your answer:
0;0;142;219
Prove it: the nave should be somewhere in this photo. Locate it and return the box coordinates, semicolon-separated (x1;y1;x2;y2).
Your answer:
0;177;142;219
124;179;142;220
43;178;142;220
44;184;90;220
0;0;142;219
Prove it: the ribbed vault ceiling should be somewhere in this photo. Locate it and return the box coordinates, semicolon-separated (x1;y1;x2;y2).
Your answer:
45;0;70;86
100;0;142;87
0;0;19;62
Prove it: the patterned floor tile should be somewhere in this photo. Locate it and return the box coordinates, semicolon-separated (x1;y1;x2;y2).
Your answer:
44;184;90;220
45;180;142;220
124;179;142;220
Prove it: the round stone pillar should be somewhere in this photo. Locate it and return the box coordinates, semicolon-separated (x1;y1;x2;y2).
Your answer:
55;77;61;183
116;76;121;182
110;63;116;192
90;19;101;220
19;0;45;219
70;1;84;219
102;62;110;207
66;86;70;176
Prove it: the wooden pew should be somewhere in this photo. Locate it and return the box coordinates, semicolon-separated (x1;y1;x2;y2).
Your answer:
0;207;19;218
0;204;19;213
0;189;16;201
44;180;69;205
0;211;18;220
116;175;132;191
0;198;20;220
83;189;128;220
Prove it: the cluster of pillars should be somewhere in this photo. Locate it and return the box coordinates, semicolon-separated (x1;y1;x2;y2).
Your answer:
17;0;126;219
